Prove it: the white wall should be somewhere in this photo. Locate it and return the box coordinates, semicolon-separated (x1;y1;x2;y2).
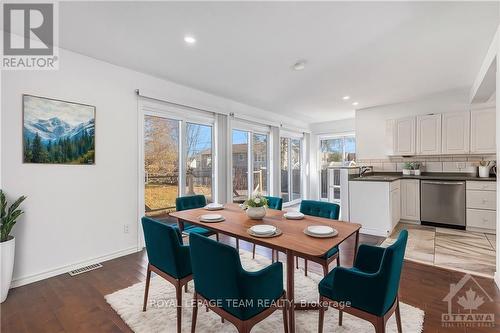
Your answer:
309;118;355;135
1;48;303;287
355;88;471;160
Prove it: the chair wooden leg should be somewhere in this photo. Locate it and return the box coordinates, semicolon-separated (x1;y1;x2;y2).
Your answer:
322;263;328;277
375;317;386;333
318;298;325;333
283;299;289;333
142;265;152;311
184;282;188;293
221;317;225;323
176;284;182;333
276;251;279;262
252;243;256;259
304;259;308;276
395;298;402;333
339;310;343;326
296;256;299;269
216;233;219;241
336;255;340;266
236;238;239;250
191;293;198;333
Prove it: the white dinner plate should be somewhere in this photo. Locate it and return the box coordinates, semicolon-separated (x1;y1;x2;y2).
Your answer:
307;225;334;235
250;225;277;235
205;203;224;211
284;212;305;220
200;214;223;221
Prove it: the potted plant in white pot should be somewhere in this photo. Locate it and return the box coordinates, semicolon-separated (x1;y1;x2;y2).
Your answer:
243;193;269;220
1;190;26;303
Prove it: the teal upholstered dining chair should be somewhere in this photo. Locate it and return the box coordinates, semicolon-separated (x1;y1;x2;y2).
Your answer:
141;217;193;333
299;200;341;276
189;233;288;333
174;195;218;240
318;230;408;333
250;195;283;259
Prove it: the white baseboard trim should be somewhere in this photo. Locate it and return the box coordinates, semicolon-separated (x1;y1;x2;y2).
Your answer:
495;272;500;289
360;228;390;237
11;246;140;288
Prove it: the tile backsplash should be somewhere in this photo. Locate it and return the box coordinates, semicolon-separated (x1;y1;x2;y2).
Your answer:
357;155;496;174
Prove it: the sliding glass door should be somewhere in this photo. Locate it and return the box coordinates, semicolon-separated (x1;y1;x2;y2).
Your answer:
232;129;269;203
186;123;213;202
144;115;180;215
143;109;214;216
280;136;302;204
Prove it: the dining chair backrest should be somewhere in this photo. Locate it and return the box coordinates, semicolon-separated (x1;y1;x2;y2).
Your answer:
299;200;340;220
189;232;245;318
176;195;207;211
141;217;191;279
377;229;408;314
264;196;283;210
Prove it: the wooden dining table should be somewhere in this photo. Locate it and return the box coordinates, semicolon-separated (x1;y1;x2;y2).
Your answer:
170;203;361;333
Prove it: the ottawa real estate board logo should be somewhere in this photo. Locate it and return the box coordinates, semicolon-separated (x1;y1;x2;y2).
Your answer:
2;2;59;70
442;274;495;329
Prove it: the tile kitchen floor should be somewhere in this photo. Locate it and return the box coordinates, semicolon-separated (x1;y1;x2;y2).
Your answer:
382;222;496;278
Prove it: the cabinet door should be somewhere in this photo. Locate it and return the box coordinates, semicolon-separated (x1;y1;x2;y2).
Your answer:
417;114;441;155
470;108;496;154
442;112;470;154
401;179;420;221
391;188;401;228
393;117;416;155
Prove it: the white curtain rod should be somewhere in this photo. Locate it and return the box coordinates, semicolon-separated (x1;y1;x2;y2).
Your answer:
135;89;309;133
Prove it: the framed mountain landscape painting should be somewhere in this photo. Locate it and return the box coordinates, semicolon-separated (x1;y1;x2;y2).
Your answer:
23;95;95;164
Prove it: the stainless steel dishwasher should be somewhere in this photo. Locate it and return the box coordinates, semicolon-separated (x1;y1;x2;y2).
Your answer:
420;180;466;229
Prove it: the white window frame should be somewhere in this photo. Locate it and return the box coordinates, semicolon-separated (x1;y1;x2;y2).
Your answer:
138;99;216;248
230;122;271;201
318;132;355;199
280;133;304;207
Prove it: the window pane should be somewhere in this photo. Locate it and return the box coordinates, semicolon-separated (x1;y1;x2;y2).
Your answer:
144;115;179;216
252;133;268;195
232;130;248;203
186;123;213;202
280;137;289;202
320;138;343;167
291;139;301;201
344;136;356;161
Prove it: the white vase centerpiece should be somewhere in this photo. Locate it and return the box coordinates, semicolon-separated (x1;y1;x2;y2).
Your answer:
1;190;27;303
243;192;268;220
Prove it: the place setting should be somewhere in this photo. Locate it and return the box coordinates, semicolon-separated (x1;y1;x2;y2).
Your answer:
247;224;282;238
283;211;305;220
204;202;224;211
303;225;338;238
198;213;225;223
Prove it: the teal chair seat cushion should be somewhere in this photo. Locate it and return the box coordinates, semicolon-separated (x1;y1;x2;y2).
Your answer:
182;226;214;236
190;233;284;320
321;246;339;259
318;230;408;317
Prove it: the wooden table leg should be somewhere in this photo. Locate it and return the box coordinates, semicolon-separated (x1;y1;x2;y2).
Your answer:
353;230;359;264
286;249;295;333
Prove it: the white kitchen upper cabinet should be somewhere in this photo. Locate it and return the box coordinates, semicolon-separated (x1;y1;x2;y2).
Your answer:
470;108;496;154
417;114;441;155
442;112;470;154
400;179;420;221
392;117;416;156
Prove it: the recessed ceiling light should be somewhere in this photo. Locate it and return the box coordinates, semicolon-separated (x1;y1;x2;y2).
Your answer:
184;35;196;45
352;102;359;106
342;96;350;100
291;60;306;71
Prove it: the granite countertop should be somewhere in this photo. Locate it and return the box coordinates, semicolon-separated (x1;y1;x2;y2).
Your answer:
350;172;497;182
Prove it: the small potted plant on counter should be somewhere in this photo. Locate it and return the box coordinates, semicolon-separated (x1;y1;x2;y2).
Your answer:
402;162;412;176
413;162;421;176
1;190;27;303
243;192;268;220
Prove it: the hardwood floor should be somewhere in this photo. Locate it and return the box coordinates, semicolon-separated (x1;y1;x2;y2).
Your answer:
1;232;499;333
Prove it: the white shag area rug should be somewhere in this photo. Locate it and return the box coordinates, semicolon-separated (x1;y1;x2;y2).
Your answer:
105;250;424;333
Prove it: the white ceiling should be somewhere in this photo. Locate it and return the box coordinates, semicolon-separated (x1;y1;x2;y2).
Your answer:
59;2;499;122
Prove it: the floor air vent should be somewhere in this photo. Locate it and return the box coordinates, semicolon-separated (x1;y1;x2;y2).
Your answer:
68;263;103;276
